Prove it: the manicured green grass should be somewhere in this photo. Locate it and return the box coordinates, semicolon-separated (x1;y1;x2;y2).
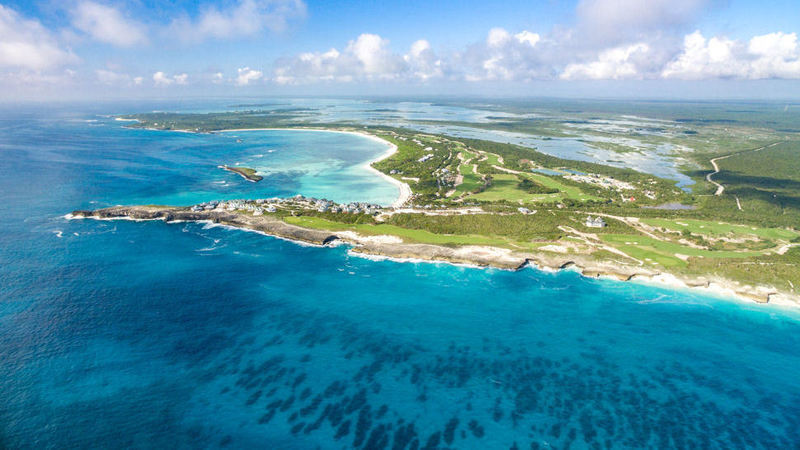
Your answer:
456;161;482;194
601;234;764;268
284;215;534;248
641;218;798;241
483;152;502;166
461;150;477;160
518;173;602;202
466;172;601;204
468;174;559;203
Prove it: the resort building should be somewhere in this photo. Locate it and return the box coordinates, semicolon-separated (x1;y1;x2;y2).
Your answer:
585;216;607;228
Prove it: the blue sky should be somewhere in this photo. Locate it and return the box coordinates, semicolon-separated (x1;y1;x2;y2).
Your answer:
1;0;799;100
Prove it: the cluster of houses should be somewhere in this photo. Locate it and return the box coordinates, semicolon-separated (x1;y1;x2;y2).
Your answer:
190;195;385;217
190;199;277;215
563;173;636;191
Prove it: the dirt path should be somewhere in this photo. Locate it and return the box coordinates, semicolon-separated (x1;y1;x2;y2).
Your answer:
586;212;663;240
707;155;731;195
706;141;782;196
776;243;800;255
493;165;521;174
559;225;644;265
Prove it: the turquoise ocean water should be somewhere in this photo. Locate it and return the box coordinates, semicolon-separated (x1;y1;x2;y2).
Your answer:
1;103;800;449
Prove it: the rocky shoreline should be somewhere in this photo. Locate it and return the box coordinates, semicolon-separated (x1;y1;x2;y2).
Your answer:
70;205;796;306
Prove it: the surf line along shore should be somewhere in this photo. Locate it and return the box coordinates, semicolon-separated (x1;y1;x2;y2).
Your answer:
213;127;412;209
68;205;797;307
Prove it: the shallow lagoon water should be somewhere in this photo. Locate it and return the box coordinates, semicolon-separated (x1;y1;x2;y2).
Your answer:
2;105;800;448
123;97;697;189
407;123;696;189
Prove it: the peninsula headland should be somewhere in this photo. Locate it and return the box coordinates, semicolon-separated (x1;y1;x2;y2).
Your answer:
90;110;800;307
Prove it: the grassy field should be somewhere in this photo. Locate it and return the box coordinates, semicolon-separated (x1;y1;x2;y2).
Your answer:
465;172;602;204
641;218;798;241
456;160;483;195
519;173;603;202
686;247;800;293
601;234;765;268
284;215;539;249
468;174;562;203
483;153;502;166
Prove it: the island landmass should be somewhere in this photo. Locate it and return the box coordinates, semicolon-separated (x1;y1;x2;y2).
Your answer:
220;165;263;182
89;108;800;306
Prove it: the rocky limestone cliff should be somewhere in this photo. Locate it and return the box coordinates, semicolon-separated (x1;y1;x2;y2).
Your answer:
70;205;791;305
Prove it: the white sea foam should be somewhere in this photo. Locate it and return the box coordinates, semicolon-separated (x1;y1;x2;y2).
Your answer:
79;213;798;308
346;250;494;270
199;221;326;248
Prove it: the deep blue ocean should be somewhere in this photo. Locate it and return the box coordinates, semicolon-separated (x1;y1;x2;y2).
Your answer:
2;102;800;449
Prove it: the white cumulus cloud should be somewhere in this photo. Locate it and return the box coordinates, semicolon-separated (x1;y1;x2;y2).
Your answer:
0;5;76;70
404;39;443;80
268;26;800;85
153;71;172;86
71;1;148;47
747;32;800;79
174;73;188;85
273;33;409;84
458;27;549;81
236;67;263;85
561;43;651;80
153;71;188;86
662;31;800;79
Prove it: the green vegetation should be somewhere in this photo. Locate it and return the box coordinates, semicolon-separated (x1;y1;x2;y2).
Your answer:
456;160;482;194
713;141;800;218
284;215;531;248
517;177;559;194
384;211;636;242
221;166;262;182
601;234;763;268
641;218;798;241
518;173;602;202
469;174;560;203
686;247;800;294
120;110;311;131
117;105;800;297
